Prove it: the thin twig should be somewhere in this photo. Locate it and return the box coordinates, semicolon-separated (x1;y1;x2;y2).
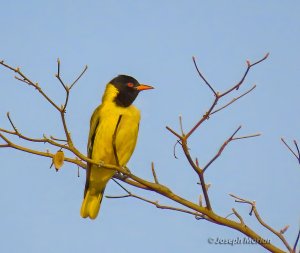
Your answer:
111;178;131;194
203;126;242;172
166;126;182;140
293;226;300;253
50;136;67;142
179;115;185;136
60;110;74;147
221;53;269;97
173;140;181;159
113;173;150;190
280;225;289;234
0;60;61;111
180;138;211;210
151;162;159;184
0;132;86;168
199;194;203;207
211;85;256;115
198;173;211;210
14;76;30;84
106;194;131;199
0;113;68;149
232;208;245;224
185;54;269;139
225;212;234;219
7;112;18;132
294;140;300;157
281;138;300;162
232;133;261;140
230;194;292;252
192;56;217;96
70;65;88;89
185;98;218;139
108;179;203;218
57;58;61;76
56;72;67;89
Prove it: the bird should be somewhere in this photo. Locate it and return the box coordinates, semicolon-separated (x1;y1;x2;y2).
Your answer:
80;75;154;219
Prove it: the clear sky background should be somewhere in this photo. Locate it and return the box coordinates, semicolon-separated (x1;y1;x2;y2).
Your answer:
0;1;300;253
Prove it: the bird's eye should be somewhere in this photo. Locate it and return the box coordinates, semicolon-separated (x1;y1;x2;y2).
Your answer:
127;82;134;88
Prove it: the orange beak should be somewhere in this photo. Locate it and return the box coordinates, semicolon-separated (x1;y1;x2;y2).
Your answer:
135;84;154;91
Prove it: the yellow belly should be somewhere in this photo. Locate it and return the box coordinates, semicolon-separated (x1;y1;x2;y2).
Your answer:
88;102;140;192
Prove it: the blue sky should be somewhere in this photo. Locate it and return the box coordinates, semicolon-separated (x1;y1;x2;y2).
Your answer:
1;1;300;253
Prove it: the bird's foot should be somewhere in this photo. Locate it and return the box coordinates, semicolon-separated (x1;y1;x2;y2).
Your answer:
97;160;105;167
122;166;131;175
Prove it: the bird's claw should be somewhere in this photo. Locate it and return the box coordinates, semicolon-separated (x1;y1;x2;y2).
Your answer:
122;166;131;174
97;160;105;167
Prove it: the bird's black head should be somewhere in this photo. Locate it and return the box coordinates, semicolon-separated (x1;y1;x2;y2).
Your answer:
110;75;153;107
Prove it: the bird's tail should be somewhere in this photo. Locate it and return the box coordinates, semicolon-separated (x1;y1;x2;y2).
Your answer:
80;189;104;219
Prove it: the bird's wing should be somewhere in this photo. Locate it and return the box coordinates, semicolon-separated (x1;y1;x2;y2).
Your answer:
87;105;102;159
85;105;101;195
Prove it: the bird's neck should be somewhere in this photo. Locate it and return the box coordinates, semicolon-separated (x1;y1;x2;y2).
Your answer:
101;84;119;104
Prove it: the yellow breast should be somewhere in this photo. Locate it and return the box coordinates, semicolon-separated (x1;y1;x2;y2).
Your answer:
92;97;141;166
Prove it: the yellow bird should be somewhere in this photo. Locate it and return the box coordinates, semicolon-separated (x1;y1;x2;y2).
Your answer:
80;75;153;219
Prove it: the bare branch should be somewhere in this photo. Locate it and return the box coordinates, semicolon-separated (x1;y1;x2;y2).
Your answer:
108;179;203;217
7;112;18;132
198;173;211;210
293;227;300;253
179;115;185;136
70;65;88;89
225;212;234;219
55;60;87;110
185;98;218;139
165;126;182;140
192;56;217;96
112;178;131;194
50;136;67;142
0;114;68;150
232;208;245;224
106;194;131;199
151;162;159;184
230;194;292;252
294;140;300;157
198;194;203;207
14;76;30;84
281;138;298;158
232;133;261;141
203;126;242;172
221;53;269;97
280;225;289;234
184;54;269;139
0;132;85;169
211;85;256;115
2;55;292;253
180;138;212;210
57;58;61;76
281;138;300;163
113;173;150;190
0;60;61;111
172;140;181;159
60;112;73;145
